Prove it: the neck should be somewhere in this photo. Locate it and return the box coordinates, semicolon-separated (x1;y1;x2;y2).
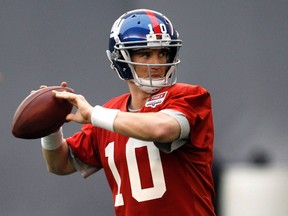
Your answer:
127;80;152;110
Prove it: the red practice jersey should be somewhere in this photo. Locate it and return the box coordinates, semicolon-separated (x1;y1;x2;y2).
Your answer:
67;83;215;216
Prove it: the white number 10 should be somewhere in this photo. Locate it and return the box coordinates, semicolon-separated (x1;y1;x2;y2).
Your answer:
105;139;166;207
148;23;167;34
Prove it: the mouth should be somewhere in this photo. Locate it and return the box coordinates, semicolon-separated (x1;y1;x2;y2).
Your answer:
147;69;165;79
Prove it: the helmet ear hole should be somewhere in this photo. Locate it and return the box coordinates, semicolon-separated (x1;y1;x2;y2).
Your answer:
106;50;133;80
113;60;133;80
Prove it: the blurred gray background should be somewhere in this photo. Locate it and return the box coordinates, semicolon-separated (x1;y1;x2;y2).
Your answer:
1;0;287;215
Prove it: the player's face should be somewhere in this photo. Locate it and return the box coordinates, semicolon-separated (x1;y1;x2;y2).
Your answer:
130;48;170;79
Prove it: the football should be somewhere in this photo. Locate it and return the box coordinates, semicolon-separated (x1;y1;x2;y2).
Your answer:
12;86;74;139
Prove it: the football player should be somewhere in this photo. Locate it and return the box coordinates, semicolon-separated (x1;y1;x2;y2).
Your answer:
41;9;216;215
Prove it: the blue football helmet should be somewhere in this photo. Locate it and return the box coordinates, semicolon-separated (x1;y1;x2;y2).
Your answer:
106;9;182;93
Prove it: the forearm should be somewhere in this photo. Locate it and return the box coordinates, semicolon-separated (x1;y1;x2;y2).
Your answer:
41;129;76;175
114;111;180;143
42;143;75;175
91;106;180;143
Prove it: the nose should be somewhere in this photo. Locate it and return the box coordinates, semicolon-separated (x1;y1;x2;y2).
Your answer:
149;60;162;74
148;56;167;78
149;55;163;68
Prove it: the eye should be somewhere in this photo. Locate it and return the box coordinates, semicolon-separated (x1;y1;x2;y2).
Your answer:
159;51;167;57
139;51;150;58
159;49;171;58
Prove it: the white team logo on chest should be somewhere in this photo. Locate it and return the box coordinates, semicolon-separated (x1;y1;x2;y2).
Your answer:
145;91;168;108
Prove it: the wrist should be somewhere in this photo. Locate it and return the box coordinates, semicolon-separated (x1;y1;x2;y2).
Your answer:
91;105;119;132
41;127;64;150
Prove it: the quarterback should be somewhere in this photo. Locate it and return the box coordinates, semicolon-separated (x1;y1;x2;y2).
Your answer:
41;9;216;215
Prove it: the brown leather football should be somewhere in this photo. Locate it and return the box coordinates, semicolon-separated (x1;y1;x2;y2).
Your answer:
12;86;74;139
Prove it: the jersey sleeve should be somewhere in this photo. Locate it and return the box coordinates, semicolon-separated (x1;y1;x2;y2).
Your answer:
163;84;214;149
66;124;103;177
69;146;100;178
154;109;190;153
